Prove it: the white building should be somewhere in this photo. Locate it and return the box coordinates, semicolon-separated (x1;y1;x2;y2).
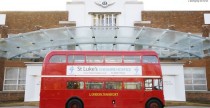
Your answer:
67;0;143;26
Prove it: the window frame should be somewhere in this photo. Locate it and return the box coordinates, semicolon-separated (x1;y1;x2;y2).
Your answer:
92;13;117;26
184;67;207;91
3;67;26;91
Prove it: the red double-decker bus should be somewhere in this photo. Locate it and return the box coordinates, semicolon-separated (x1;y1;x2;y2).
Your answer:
40;50;165;108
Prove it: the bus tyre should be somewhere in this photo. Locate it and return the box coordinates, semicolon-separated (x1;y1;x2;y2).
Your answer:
146;99;162;108
67;99;83;108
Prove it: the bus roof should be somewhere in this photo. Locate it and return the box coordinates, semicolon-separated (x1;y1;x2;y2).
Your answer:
46;50;158;56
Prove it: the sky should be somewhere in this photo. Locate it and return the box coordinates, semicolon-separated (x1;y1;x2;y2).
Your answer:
0;0;210;11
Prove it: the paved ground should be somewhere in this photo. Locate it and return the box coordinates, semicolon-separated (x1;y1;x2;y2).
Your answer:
0;106;209;108
165;106;209;108
0;106;38;108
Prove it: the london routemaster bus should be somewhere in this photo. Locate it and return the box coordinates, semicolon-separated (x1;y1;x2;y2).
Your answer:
40;50;165;108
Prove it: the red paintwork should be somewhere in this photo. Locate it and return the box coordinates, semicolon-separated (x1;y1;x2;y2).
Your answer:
40;50;165;108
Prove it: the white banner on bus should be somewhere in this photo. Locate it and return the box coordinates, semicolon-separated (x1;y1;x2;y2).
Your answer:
66;66;142;76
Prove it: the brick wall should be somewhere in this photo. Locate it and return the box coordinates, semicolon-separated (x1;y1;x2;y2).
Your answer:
0;26;8;38
0;59;5;91
183;59;206;67
186;91;210;103
140;11;210;33
206;57;210;91
4;60;25;67
0;91;24;102
0;11;68;36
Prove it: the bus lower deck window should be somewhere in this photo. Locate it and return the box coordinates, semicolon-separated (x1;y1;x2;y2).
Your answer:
153;79;163;90
124;82;142;90
145;79;153;90
67;81;84;89
86;82;103;89
105;82;122;90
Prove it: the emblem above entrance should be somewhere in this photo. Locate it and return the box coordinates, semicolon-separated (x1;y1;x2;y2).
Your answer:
95;0;115;8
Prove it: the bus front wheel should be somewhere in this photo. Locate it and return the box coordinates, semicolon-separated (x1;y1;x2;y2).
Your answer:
146;99;163;108
67;99;83;108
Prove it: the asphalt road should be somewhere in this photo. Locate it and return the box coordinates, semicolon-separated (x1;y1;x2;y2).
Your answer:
165;106;209;108
0;106;209;108
0;106;38;108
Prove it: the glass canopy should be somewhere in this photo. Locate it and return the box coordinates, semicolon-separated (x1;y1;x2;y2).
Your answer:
0;26;210;59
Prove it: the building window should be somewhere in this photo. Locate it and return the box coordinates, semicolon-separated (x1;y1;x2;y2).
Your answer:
184;67;207;91
3;67;26;91
92;14;117;26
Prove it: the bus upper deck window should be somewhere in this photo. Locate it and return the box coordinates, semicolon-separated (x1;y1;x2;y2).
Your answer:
105;56;122;63
49;55;66;63
86;56;103;63
74;55;85;63
68;55;74;63
124;56;140;63
142;56;158;63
